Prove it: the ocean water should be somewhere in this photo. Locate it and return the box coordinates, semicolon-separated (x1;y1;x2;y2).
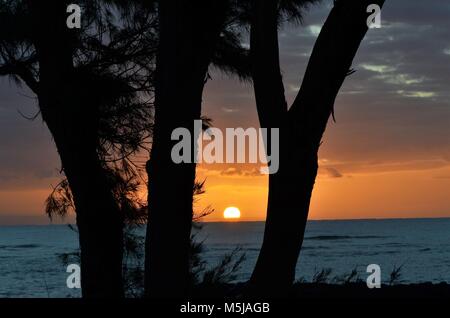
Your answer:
1;218;450;297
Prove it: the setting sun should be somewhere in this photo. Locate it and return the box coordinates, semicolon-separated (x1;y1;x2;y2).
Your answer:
223;206;241;219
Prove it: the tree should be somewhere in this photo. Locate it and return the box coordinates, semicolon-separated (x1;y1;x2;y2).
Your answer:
248;0;386;295
144;0;226;298
0;0;155;297
144;0;252;298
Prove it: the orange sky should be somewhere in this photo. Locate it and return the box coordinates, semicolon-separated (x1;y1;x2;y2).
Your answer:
1;67;450;224
1;150;449;224
195;156;450;222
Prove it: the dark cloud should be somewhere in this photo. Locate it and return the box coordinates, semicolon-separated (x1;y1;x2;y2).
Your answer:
320;158;449;175
322;167;343;179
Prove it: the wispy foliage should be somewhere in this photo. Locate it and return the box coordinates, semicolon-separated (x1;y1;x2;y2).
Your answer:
45;179;75;221
312;267;333;284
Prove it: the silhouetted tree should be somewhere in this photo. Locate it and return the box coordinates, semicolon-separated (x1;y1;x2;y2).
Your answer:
143;0;251;298
248;0;386;295
0;0;155;297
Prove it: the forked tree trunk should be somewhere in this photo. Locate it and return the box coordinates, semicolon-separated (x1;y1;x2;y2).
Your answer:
29;0;124;298
249;0;386;295
144;0;227;298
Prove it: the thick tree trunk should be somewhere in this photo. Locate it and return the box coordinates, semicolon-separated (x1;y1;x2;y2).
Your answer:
250;118;319;295
249;0;386;295
144;1;227;298
38;89;125;300
59;140;125;298
30;0;125;298
37;73;126;300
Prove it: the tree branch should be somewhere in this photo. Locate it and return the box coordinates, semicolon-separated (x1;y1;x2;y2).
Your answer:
0;61;39;94
250;0;288;129
289;0;386;145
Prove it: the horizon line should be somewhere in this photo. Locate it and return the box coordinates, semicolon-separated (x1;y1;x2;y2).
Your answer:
1;215;450;226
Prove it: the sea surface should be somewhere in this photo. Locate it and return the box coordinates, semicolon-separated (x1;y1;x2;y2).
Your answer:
1;218;450;297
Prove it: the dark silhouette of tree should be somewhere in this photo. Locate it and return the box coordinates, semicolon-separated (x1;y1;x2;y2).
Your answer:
247;0;386;295
50;176;149;298
0;0;155;297
144;0;252;298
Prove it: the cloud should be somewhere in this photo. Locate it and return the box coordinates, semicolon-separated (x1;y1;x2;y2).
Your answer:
0;172;60;191
433;175;450;180
375;74;426;85
443;154;450;162
243;167;264;177
319;167;343;179
220;167;243;176
307;25;322;36
221;107;239;113
396;90;436;98
359;64;396;73
325;167;343;178
219;166;264;177
319;158;450;176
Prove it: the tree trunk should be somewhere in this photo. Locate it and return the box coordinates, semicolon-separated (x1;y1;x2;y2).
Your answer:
38;81;126;300
59;139;125;298
29;0;125;298
249;0;386;295
144;0;228;298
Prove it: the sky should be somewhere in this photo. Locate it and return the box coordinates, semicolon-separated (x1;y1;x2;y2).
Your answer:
0;0;449;224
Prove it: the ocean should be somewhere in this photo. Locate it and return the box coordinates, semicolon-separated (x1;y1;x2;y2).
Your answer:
1;218;449;297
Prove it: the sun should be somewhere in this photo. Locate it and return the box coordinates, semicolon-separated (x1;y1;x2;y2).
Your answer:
223;206;241;219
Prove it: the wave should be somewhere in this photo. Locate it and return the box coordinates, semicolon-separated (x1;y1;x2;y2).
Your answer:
305;235;385;241
301;246;331;250
0;244;41;249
